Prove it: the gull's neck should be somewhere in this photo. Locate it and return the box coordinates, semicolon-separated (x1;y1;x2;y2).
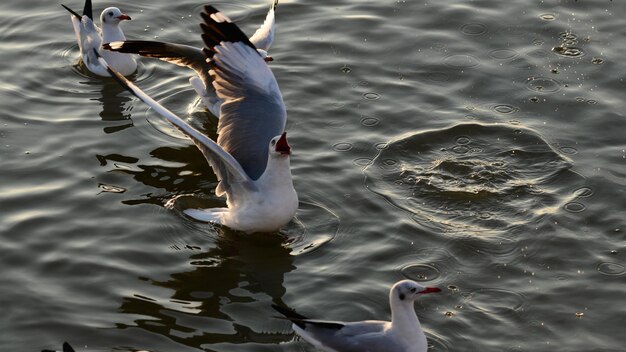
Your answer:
389;293;421;335
101;22;127;43
259;155;294;188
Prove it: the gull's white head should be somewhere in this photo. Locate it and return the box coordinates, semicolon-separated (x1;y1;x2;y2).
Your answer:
269;132;291;157
391;280;441;303
100;7;131;25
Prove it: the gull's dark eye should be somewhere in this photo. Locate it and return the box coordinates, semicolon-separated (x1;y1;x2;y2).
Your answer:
410;287;417;293
271;140;276;146
108;11;114;16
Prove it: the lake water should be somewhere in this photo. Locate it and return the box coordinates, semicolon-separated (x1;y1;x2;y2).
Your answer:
1;0;624;351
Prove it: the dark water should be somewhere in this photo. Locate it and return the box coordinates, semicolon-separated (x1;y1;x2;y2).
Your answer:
1;0;625;351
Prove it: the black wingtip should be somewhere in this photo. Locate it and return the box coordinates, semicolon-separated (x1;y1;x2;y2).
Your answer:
273;0;279;10
271;304;307;329
63;342;76;352
61;4;82;19
199;4;259;58
82;0;93;20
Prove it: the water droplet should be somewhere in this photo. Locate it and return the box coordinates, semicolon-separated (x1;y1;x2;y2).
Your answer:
332;142;353;152
526;77;563;93
597;262;625;276
551;68;560;74
363;92;381;100
530;96;540;103
358;80;370;86
591;57;605;65
553;46;585;57
575;97;586;102
24;151;31;155
448;285;459;291
360;117;380;127
445;311;455;317
341;65;352;73
540;13;556;21
564;202;586;213
489;48;518;60
443;55;481;68
456;136;471;145
460;23;488;35
575;312;584;318
559;146;578;155
587;99;598;105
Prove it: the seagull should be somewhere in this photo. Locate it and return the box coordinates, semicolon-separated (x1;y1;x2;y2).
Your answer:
98;4;298;233
103;0;279;116
62;0;137;76
272;280;441;352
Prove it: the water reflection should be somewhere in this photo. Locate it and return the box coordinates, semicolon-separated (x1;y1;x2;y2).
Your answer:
118;231;295;349
78;78;134;133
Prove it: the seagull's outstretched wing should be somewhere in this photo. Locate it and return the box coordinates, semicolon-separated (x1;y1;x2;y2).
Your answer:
62;1;105;75
249;0;279;52
103;40;212;90
201;5;287;181
95;51;255;196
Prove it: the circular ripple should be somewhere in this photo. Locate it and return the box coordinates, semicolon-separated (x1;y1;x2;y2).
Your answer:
573;186;594;198
443;55;481;69
553;46;585;58
526;77;563;93
456;136;471;145
489;49;518;60
363;92;381;100
461;23;488;35
425;72;451;83
98;183;126;194
282;199;339;255
465;288;525;314
332;142;353;152
360;117;381;127
353;158;373;167
492;104;519;114
364;123;579;235
564;202;586;213
539;13;556;21
559;146;578;155
597;262;626;276
401;264;441;282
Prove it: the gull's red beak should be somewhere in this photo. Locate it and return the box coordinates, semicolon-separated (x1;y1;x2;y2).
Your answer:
117;14;132;21
419;287;441;294
264;56;274;62
275;132;291;155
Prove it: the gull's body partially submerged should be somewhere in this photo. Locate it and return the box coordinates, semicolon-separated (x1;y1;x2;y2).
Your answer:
273;280;441;352
103;0;279;115
62;0;137;76
100;4;297;233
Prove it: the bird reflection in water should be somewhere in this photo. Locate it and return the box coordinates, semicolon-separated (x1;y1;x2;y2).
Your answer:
117;229;296;349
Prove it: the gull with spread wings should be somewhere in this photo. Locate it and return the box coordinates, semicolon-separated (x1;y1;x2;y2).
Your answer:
99;4;297;233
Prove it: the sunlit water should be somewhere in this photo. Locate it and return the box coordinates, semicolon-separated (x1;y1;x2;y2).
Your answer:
1;0;624;351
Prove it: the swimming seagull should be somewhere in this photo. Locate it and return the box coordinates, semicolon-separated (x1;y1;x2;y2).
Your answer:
98;4;298;233
103;0;279;115
272;280;441;352
62;0;137;76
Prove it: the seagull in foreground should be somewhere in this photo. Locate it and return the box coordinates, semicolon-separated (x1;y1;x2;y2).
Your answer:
272;280;441;352
103;0;279;115
99;4;297;233
62;0;137;76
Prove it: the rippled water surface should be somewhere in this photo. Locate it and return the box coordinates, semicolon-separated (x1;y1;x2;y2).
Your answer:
1;0;625;351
